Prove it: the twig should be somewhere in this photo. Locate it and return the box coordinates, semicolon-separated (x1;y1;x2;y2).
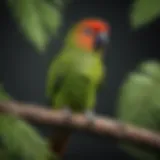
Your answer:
0;100;160;150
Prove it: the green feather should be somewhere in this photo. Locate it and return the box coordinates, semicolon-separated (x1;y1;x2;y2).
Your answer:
45;24;105;111
46;48;105;112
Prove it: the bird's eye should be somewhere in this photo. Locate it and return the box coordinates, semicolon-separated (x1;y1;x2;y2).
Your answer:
84;28;93;35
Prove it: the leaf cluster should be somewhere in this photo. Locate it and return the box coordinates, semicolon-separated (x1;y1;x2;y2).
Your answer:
130;0;160;29
7;0;69;52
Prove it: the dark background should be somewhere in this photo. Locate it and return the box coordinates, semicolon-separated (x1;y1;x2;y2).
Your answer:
0;0;160;159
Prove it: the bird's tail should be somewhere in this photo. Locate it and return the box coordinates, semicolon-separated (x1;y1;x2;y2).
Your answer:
50;127;72;158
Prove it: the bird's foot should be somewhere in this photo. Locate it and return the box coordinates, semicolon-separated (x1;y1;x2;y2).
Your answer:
85;110;96;126
62;106;72;121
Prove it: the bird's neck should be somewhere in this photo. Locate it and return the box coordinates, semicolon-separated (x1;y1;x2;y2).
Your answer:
64;43;102;58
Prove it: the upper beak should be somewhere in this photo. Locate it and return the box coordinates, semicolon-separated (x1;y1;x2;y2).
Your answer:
94;32;109;51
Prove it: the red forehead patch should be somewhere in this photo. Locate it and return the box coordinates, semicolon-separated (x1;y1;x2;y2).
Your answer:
81;19;110;32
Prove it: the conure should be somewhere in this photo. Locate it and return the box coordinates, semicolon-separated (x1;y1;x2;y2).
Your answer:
45;18;111;157
116;60;160;160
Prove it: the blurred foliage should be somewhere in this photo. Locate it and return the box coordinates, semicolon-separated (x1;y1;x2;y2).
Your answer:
0;84;12;100
2;0;160;159
116;60;160;160
0;84;57;159
0;114;57;160
7;0;70;53
130;0;160;29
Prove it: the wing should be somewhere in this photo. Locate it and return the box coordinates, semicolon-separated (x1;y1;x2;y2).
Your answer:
45;51;74;103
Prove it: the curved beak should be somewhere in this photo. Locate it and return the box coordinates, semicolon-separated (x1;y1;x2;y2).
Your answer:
94;32;109;51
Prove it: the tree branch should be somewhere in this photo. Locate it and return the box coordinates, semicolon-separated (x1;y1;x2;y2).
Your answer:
0;100;160;150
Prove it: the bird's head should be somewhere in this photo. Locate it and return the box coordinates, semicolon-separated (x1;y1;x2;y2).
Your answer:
65;18;111;53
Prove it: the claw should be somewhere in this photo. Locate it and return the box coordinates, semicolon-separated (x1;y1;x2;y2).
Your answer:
85;110;95;125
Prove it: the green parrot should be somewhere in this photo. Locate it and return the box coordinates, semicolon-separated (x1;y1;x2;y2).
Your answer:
45;18;111;156
116;60;160;160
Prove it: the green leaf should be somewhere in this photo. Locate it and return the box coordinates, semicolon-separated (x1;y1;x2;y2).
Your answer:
0;114;56;160
130;0;160;29
7;0;67;53
46;0;69;7
36;0;62;35
116;60;160;159
8;0;49;52
0;84;12;100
